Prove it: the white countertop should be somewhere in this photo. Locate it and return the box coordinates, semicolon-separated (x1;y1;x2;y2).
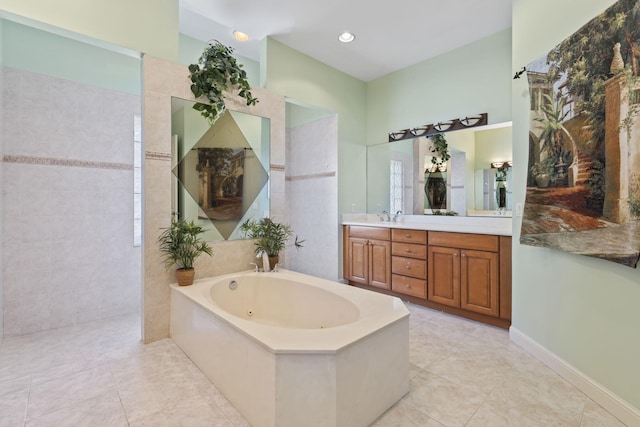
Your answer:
342;213;512;236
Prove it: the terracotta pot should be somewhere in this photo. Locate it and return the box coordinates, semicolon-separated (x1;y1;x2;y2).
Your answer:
175;268;195;286
268;256;280;270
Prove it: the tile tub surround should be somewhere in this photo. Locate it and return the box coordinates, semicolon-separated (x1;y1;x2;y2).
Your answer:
142;55;286;343
0;308;626;426
1;67;141;336
170;270;410;427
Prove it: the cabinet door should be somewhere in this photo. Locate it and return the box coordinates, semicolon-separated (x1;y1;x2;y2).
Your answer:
369;239;391;289
347;238;369;285
460;250;499;316
428;246;460;307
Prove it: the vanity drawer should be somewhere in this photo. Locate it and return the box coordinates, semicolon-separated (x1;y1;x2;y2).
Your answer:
391;229;427;244
348;226;390;241
392;274;427;299
392;242;427;259
429;231;499;252
392;256;427;279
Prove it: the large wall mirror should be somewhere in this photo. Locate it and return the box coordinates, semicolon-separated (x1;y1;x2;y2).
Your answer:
171;97;270;241
367;122;513;217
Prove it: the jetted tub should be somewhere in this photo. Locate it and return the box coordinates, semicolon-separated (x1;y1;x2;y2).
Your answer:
170;269;409;427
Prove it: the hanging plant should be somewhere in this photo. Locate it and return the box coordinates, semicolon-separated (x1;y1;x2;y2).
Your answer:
429;133;450;171
188;41;259;124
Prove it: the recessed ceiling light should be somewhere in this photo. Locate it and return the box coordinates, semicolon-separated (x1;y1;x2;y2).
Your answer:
338;32;355;43
233;30;250;42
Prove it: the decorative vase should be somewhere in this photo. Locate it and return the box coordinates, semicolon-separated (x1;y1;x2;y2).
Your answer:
535;173;550;188
175;268;195;286
496;180;507;209
424;169;447;211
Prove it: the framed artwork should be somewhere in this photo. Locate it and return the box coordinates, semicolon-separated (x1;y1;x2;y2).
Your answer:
521;0;640;267
196;147;245;221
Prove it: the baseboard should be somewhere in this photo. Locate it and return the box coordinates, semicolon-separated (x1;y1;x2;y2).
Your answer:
510;326;640;427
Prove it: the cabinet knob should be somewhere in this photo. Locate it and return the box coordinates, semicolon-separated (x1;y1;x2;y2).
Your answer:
453;253;458;257
461;253;466;257
405;265;410;269
405;284;410;289
405;248;411;253
405;234;411;238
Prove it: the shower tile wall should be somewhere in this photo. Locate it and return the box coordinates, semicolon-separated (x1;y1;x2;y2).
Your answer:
286;115;338;280
1;67;141;337
0;52;4;342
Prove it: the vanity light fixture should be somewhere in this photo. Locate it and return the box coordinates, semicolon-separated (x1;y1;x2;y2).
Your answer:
388;113;488;142
338;31;356;43
491;161;513;168
233;30;250;42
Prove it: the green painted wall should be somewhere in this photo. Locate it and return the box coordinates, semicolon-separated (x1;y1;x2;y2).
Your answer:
264;37;368;216
474;126;513;171
0;0;177;60
1;19;140;94
513;0;640;411
367;29;512;146
178;33;260;89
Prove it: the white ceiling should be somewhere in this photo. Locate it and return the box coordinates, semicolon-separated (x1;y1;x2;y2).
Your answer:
179;0;512;82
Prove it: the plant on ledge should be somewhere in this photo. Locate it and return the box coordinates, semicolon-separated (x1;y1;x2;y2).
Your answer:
240;217;304;259
158;218;213;286
188;40;259;124
429;133;450;171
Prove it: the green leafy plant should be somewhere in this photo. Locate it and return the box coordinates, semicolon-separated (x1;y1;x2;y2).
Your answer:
496;164;510;181
429;133;450;171
188;41;258;124
432;210;458;216
240;217;304;257
158;218;213;270
585;159;606;212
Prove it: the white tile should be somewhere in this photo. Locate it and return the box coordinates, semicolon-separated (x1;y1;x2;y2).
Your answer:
26;365;116;420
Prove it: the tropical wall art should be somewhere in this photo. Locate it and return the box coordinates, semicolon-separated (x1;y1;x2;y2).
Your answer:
520;0;640;267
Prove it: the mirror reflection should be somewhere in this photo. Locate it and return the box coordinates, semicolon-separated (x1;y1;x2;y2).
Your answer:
171;98;270;240
367;122;512;216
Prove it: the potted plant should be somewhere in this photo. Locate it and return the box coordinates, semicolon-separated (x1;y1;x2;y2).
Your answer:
429;133;450;172
158;218;213;286
530;161;551;188
188;40;259;125
240;217;303;270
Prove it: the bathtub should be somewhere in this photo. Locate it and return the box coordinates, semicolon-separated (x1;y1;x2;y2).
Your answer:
170;269;409;427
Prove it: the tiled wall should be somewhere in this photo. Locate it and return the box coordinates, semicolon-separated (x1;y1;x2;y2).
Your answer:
1;67;141;336
285;115;339;280
0;53;3;342
142;56;286;343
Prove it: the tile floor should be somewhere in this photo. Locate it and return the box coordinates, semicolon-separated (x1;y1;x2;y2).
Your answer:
0;304;627;426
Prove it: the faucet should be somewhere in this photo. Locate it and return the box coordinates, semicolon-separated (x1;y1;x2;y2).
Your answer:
249;262;259;272
392;210;402;222
257;250;270;272
378;210;390;222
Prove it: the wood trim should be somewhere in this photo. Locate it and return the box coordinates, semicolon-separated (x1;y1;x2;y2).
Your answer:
499;236;512;320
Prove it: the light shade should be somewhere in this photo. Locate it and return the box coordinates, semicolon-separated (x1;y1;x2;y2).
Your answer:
233;30;250;42
338;31;355;43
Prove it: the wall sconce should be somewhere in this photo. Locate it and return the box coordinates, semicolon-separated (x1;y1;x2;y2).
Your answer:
491;161;513;168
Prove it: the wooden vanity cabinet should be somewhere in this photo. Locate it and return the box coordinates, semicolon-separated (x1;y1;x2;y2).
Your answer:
344;226;391;289
344;225;512;328
428;232;500;317
391;229;427;298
